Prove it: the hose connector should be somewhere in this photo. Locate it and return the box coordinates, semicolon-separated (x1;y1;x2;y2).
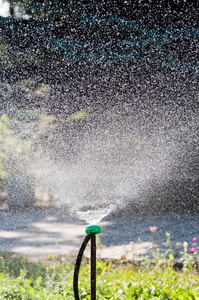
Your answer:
85;225;101;235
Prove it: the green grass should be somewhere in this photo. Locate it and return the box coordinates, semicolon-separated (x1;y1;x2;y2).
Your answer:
0;253;199;299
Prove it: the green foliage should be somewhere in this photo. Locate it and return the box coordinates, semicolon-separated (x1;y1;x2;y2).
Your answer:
0;111;54;179
0;113;33;175
0;252;199;299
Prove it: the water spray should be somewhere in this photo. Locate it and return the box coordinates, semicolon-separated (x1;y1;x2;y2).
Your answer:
73;224;101;300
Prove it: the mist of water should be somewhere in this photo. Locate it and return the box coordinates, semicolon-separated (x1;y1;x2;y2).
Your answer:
1;80;198;224
43;104;198;224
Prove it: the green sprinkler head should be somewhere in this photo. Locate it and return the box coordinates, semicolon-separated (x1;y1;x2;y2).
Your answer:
85;224;101;235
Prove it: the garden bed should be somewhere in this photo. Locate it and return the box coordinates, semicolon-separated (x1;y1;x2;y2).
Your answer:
0;251;199;299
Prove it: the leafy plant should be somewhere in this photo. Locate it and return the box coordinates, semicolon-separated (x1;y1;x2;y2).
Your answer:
0;111;54;179
0;250;199;299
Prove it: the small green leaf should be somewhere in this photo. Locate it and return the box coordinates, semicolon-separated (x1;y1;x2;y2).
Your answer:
169;254;174;260
1;114;9;123
71;110;87;120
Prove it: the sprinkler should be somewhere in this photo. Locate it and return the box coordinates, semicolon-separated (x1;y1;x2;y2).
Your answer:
73;224;101;300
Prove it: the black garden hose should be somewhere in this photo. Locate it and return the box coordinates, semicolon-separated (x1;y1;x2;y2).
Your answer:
73;234;92;300
73;225;101;300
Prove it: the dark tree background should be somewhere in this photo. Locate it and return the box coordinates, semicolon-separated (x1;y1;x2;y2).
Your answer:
0;0;198;111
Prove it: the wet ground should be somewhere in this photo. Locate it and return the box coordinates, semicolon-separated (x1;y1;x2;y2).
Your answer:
0;201;199;260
